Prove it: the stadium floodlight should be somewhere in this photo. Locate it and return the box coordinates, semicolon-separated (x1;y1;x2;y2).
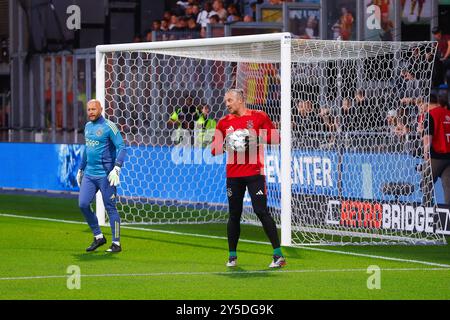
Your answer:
96;33;446;245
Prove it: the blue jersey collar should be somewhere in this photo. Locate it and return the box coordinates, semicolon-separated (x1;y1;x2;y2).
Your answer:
91;115;105;124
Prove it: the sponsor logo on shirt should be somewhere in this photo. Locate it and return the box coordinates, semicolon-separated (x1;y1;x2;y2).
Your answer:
86;138;100;147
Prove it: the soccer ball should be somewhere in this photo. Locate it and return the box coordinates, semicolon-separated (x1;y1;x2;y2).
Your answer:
226;129;249;152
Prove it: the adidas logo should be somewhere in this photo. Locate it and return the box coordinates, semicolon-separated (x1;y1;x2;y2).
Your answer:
256;190;264;196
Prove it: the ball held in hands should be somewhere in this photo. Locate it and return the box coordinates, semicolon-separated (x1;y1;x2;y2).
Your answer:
225;129;258;152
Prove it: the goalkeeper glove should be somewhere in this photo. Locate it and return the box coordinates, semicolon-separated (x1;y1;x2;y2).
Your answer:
245;133;259;150
76;170;83;187
108;166;121;187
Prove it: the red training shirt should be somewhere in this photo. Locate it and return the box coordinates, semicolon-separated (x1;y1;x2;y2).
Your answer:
211;109;279;178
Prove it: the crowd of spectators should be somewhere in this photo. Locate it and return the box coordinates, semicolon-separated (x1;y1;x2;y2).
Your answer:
132;2;450;154
134;0;276;42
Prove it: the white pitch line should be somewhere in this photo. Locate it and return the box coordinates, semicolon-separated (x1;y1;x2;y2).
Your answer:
0;213;85;225
297;247;450;269
1;213;450;268
1;267;449;282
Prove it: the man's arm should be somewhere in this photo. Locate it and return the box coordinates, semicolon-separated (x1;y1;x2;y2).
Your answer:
423;134;432;162
444;39;450;60
77;127;88;187
422;113;434;162
79;148;87;171
259;111;280;145
109;123;127;167
107;122;127;186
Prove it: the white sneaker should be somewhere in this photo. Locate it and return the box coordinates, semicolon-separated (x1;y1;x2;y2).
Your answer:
226;256;237;267
269;255;286;268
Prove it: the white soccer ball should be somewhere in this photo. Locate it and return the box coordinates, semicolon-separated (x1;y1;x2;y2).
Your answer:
226;129;249;152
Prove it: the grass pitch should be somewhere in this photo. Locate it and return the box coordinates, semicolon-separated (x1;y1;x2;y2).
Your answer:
0;194;449;300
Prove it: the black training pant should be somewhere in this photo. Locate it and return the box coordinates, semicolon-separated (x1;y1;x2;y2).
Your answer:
226;174;280;252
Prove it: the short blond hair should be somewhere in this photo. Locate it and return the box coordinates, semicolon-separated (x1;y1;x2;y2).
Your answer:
226;88;245;102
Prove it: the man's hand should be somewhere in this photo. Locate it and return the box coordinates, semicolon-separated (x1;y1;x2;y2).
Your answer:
245;131;259;150
76;170;83;187
108;166;121;187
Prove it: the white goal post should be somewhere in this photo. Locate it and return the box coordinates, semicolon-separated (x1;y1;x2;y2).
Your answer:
95;33;447;246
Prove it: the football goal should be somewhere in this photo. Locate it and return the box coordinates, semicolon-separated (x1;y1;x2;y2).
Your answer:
95;33;447;245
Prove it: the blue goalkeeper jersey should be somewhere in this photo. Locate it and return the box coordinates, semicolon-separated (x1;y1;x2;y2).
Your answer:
79;116;127;177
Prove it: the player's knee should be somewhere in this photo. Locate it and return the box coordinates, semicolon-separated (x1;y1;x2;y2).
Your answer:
103;202;117;214
78;200;91;210
253;207;268;217
254;210;272;222
228;212;241;223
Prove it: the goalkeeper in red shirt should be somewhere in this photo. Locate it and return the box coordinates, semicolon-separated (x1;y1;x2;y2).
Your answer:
211;89;286;268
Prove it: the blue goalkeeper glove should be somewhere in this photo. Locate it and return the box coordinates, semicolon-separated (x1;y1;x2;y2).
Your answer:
108;166;121;187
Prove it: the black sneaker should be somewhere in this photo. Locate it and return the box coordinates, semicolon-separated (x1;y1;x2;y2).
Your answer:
86;236;107;252
106;243;122;253
226;256;237;267
269;255;286;268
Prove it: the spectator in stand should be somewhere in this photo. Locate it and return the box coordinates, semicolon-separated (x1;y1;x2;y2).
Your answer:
337;97;359;132
187;17;201;32
318;105;336;132
243;15;254;22
213;0;228;21
176;1;192;15
226;3;241;22
185;5;194;19
304;15;319;39
398;69;420;103
176;16;189;32
209;14;220;24
194;105;217;147
249;1;265;21
169;15;179;30
177;0;190;9
292;99;326;148
386;109;398;134
152;20;161;32
354;89;378;131
338;6;354;40
293;99;321;132
393;118;409;138
160;19;169;32
163;11;172;22
132;34;141;43
432;27;450;88
197;2;215;28
191;4;200;20
144;30;152;42
416;97;427;135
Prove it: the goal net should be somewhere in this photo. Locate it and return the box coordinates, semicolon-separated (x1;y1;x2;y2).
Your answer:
96;33;447;245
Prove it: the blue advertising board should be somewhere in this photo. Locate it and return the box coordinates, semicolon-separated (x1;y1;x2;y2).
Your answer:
0;143;445;205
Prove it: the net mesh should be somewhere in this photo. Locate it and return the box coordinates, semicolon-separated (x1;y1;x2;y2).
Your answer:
101;37;446;245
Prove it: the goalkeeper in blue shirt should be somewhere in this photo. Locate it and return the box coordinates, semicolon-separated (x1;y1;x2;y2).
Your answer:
76;99;127;253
